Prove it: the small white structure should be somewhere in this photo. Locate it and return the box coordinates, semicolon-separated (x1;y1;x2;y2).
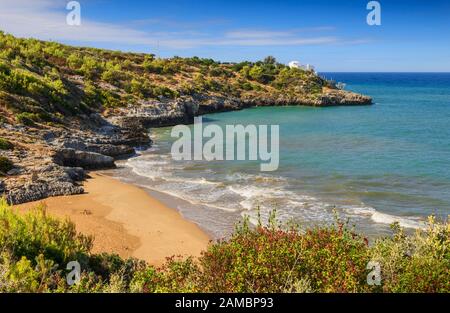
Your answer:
304;64;315;72
288;61;316;72
288;61;301;69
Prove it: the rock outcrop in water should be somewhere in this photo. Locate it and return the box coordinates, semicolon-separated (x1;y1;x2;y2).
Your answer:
109;90;372;128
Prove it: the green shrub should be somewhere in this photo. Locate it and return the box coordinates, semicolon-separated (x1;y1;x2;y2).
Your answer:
0;138;13;150
15;112;40;126
129;78;145;97
79;56;103;79
0;199;448;293
130;257;200;293
143;58;180;75
88;253;145;284
0;66;66;105
143;58;165;74
370;217;449;292
240;81;255;91
0;252;63;292
83;81;102;107
242;64;276;84
178;82;197;96
100;90;122;108
232;61;252;72
298;224;370;292
101;61;122;85
194;214;371;293
0;200;93;266
67;53;83;70
151;85;178;99
0;156;13;174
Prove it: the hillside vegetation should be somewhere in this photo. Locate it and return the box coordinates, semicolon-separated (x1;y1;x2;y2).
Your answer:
0;200;448;293
0;31;334;126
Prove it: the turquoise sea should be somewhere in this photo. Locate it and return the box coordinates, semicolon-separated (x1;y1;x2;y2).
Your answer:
119;73;450;238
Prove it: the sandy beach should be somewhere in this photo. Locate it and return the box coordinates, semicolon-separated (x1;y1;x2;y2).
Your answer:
14;173;211;266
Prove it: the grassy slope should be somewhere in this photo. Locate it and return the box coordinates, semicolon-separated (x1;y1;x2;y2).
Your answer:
0;31;329;126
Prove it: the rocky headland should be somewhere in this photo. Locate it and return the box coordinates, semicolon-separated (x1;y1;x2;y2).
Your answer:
0;32;372;204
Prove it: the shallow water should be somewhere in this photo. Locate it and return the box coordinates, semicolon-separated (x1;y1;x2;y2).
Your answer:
119;73;450;238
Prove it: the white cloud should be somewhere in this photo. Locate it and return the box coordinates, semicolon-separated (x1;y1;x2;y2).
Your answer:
224;27;336;39
0;0;362;49
0;0;160;46
225;30;295;39
214;37;338;47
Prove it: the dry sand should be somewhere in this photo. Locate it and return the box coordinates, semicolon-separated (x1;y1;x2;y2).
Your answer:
14;172;211;266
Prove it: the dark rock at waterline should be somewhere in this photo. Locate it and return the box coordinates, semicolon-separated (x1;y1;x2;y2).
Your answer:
59;138;135;158
63;166;86;182
53;148;115;170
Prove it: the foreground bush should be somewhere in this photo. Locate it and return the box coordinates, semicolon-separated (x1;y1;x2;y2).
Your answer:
0;200;92;266
194;215;370;292
370;218;449;292
0;199;144;292
0;200;448;293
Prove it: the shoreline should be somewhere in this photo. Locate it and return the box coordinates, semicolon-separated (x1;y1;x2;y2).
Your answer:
13;172;211;266
115;131;429;239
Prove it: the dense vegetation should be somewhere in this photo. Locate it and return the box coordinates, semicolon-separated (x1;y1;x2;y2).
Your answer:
0;200;448;293
0;31;329;127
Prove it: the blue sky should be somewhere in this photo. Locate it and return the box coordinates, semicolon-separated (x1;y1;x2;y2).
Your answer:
0;0;449;71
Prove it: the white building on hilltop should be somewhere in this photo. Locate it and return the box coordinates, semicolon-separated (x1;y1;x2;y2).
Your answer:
288;61;316;73
304;64;315;72
288;61;301;69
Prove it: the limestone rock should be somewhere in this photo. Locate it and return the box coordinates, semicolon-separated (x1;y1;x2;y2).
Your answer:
7;181;84;205
53;148;115;170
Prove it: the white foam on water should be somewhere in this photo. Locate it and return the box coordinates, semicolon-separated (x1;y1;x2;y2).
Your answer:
370;212;426;229
225;172;287;183
163;176;222;186
128;160;167;180
124;149;428;231
344;206;377;215
344;206;426;229
133;182;238;213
